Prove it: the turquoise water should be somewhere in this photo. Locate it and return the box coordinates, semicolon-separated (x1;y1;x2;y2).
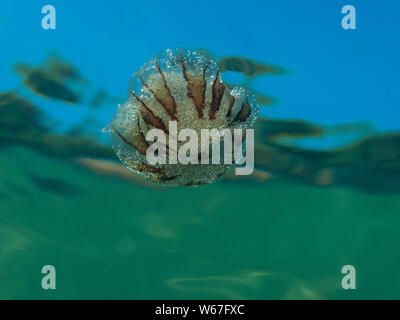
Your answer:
1;0;400;299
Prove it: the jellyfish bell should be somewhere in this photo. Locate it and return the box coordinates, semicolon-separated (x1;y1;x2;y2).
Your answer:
104;48;258;186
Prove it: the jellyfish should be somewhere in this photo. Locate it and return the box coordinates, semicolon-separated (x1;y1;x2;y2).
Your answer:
104;49;258;186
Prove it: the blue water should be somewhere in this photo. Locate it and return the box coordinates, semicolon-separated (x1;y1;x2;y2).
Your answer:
1;0;399;132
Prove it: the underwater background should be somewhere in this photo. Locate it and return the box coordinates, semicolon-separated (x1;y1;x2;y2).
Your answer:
1;0;400;299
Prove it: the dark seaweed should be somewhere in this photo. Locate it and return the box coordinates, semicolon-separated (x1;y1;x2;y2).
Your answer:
218;56;285;77
28;173;81;197
23;70;80;104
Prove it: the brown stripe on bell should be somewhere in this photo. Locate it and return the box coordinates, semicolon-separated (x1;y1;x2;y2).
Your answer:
128;89;169;134
208;71;226;120
226;93;236;119
139;60;178;121
110;116;150;156
232;94;251;123
180;49;211;119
